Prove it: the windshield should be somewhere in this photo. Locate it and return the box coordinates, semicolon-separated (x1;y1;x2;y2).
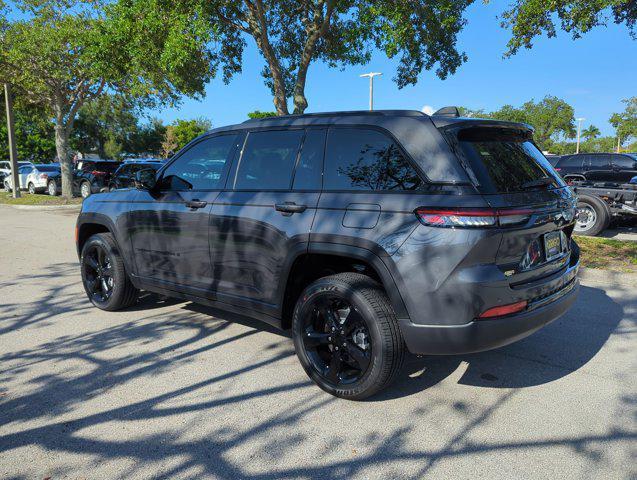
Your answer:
447;126;566;194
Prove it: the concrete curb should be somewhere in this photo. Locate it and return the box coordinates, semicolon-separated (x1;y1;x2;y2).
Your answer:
579;267;637;287
6;204;81;211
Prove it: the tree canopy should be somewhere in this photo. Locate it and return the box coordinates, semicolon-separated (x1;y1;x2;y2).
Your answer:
497;0;636;56
161;118;212;158
0;0;219;196
116;0;474;115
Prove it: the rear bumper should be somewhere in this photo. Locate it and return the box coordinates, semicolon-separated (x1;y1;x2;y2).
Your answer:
399;275;579;355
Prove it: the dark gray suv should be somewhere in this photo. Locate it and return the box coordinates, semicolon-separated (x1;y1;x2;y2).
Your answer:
76;109;580;399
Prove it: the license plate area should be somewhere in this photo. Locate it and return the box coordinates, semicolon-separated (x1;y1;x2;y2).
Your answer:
544;231;562;261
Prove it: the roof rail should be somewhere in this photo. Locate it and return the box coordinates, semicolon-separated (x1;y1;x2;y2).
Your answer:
242;109;426;123
433;106;460;118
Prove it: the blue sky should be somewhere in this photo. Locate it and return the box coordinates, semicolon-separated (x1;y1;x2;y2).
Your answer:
158;1;635;137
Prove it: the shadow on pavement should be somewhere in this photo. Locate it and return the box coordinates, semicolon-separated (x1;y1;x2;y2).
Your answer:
1;262;635;479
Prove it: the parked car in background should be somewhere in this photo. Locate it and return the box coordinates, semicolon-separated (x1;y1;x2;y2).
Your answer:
554;153;637;184
109;161;162;191
22;164;62;194
0;161;34;186
76;109;580;399
3;162;37;192
74;160;120;198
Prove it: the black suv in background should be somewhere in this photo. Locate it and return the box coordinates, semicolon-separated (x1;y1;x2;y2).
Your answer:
75;160;120;198
108;161;163;191
76;110;580;399
554;153;637;184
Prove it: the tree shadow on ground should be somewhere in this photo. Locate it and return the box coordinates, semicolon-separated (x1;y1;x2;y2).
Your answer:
1;264;635;479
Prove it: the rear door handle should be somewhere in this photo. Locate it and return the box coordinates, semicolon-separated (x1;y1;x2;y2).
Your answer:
275;202;307;214
185;199;207;209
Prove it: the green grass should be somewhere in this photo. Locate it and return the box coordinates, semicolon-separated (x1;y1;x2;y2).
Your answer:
575;236;637;272
0;191;82;206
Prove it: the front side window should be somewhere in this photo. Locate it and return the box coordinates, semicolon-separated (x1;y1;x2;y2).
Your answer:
324;128;423;191
161;134;238;190
234;129;304;190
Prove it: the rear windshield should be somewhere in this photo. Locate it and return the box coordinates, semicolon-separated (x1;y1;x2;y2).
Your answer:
94;162;119;173
35;165;60;172
447;127;565;193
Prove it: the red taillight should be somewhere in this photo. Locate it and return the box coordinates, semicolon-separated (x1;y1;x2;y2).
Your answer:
415;208;533;228
479;300;528;318
39;173;48;180
91;170;106;176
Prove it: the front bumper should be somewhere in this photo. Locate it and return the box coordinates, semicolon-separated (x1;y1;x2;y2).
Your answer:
399;271;579;355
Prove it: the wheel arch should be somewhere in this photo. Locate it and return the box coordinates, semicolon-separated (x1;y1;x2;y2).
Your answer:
278;243;409;330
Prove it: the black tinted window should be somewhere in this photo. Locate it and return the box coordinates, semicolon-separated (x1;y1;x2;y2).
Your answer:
611;155;635;168
556;156;583;167
293;129;325;190
235;130;303;190
325;128;423;190
589;155;610;168
161;134;238;190
451;127;565;193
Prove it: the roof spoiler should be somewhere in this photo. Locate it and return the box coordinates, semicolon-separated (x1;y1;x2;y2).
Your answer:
433;106;460;118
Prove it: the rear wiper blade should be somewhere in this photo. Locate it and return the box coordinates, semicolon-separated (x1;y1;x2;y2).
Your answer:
520;177;554;190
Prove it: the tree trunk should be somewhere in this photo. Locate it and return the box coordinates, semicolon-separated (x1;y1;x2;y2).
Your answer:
55;124;74;199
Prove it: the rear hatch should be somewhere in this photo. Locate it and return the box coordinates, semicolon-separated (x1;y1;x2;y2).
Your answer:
442;122;577;280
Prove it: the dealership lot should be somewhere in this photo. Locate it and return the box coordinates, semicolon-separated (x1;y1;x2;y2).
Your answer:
0;206;635;480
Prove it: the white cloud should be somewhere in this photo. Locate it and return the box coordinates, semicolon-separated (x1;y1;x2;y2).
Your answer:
421;105;435;115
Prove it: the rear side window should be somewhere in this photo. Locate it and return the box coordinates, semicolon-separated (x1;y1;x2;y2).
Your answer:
449;127;565;193
324;128;423;191
589;155;610;168
556;156;583;168
293;129;325;190
611;155;635;168
235;130;304;190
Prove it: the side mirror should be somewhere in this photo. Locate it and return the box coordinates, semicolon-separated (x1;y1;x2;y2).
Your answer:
135;169;157;190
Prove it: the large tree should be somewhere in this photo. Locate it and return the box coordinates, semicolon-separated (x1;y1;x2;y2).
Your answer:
490;96;576;150
161;118;212;157
119;0;474;115
610;97;637;147
459;96;576;151
497;0;636;56
0;0;217;197
71;94;139;159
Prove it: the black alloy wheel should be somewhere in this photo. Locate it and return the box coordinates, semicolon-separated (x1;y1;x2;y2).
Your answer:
82;243;114;305
301;296;372;386
293;273;405;400
80;233;139;311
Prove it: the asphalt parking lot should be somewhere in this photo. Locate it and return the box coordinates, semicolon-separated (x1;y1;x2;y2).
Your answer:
0;205;635;480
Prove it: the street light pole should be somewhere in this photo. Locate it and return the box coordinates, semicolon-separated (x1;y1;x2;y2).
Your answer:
359;72;382;111
4;83;20;199
575;117;585;154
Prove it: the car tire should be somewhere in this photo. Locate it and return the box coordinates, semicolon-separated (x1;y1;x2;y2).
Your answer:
292;272;405;400
80;233;139;311
47;181;58;196
80;181;91;198
575;194;611;236
28;183;36;195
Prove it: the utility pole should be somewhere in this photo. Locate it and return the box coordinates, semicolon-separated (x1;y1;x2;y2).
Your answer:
4;83;20;199
575;117;585;154
359;72;382;111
